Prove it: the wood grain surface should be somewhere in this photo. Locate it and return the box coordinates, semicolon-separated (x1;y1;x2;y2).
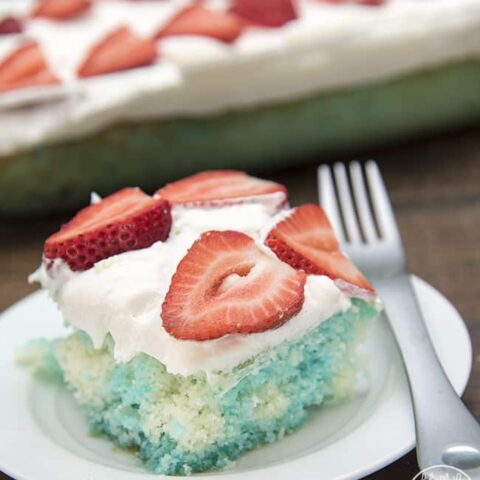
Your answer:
1;127;479;480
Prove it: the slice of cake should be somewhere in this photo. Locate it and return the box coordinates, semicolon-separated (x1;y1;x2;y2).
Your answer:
1;0;480;215
21;171;381;475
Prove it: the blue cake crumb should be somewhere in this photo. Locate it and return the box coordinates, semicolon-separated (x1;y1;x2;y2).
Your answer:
19;299;378;475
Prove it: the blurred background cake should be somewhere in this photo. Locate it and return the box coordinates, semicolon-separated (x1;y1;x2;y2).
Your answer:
1;0;480;216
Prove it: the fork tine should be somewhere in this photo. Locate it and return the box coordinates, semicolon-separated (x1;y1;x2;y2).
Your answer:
365;161;401;241
332;162;362;243
317;165;345;242
349;161;378;243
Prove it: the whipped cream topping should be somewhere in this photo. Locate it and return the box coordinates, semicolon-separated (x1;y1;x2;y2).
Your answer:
2;0;480;155
31;194;354;376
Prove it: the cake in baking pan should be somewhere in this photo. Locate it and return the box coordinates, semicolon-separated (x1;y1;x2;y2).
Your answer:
1;0;480;215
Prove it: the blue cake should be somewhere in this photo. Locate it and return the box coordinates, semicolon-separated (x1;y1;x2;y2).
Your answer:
22;171;381;475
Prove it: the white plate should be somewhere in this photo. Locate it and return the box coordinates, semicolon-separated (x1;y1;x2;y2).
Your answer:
0;276;472;480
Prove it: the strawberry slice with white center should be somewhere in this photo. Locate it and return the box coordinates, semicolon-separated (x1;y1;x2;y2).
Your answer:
230;0;297;27
0;41;59;92
156;170;287;206
44;188;171;271
32;0;91;20
78;26;157;78
162;230;306;340
156;5;245;43
265;204;374;292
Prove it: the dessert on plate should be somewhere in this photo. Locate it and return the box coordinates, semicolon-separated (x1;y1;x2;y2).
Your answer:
1;0;480;215
21;170;381;475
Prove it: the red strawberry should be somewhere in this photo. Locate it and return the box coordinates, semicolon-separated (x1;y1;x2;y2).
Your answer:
0;17;23;35
265;204;374;292
44;188;172;271
78;26;157;78
162;230;306;340
0;41;59;92
156;5;244;43
356;0;386;5
230;0;297;27
156;170;287;206
32;0;91;20
318;0;386;5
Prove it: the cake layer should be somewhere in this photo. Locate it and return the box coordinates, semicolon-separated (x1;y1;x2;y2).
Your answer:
18;298;378;475
2;59;480;216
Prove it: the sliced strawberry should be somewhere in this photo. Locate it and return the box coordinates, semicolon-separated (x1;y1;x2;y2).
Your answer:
156;170;287;206
162;230;306;340
156;5;244;43
44;188;171;271
230;0;297;27
32;0;91;20
78;26;157;78
265;204;374;292
0;41;59;92
0;17;23;35
0;68;58;92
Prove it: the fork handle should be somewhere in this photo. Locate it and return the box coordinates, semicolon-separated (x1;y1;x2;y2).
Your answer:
375;274;480;476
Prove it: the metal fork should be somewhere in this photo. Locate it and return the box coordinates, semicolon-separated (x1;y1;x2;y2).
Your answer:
318;160;480;477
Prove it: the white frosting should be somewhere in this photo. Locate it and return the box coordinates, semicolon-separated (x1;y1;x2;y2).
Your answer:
31;196;353;376
2;0;480;154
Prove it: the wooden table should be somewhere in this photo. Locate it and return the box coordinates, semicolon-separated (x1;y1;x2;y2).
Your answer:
1;127;479;480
